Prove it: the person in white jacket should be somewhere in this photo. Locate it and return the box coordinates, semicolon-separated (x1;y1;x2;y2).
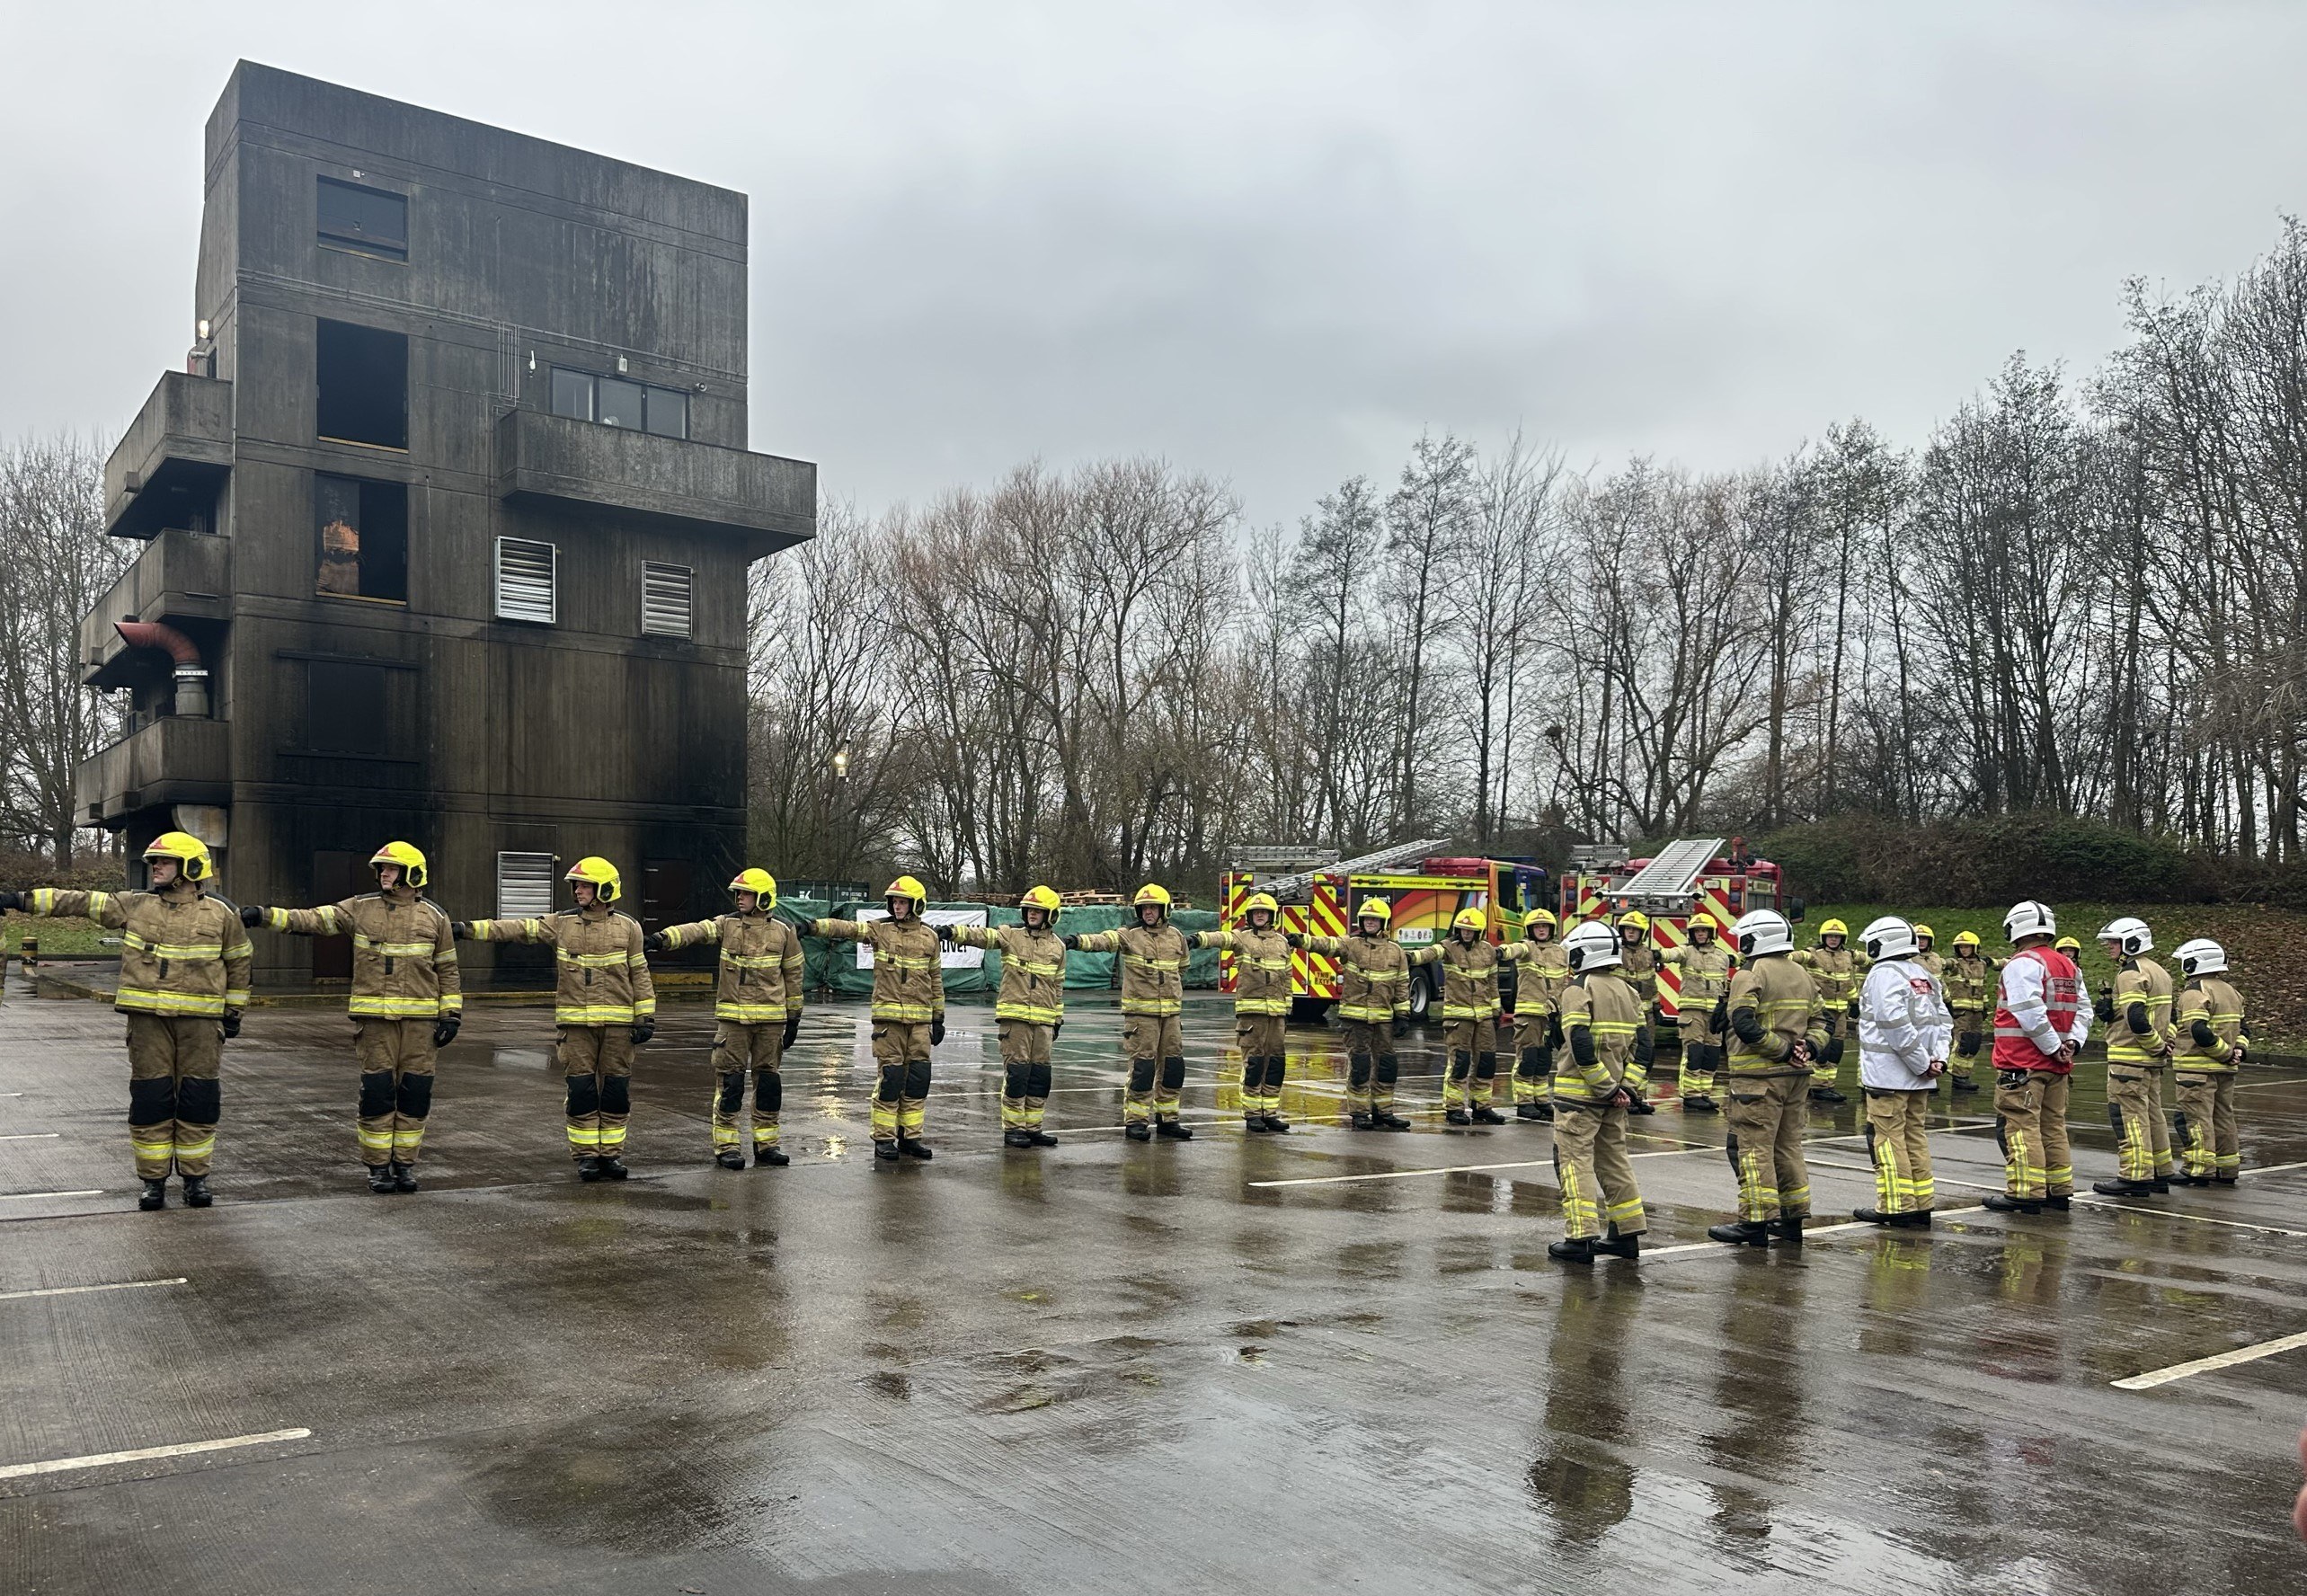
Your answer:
1853;916;1954;1228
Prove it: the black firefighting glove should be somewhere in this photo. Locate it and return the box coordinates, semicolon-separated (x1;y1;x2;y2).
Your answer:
781;1013;801;1050
2093;993;2116;1023
240;904;268;927
221;1012;242;1040
931;1018;946;1046
1846;998;1859;1019
1061;935;1081;951
432;1016;460;1050
936;922;955;945
451;921;474;939
1392;1015;1408;1039
1548;1015;1565;1047
1051;1022;1062;1041
1626;1090;1656;1114
643;931;669;953
630;1019;655;1047
0;891;22;912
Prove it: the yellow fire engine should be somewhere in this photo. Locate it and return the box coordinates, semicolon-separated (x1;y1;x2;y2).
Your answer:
1555;837;1790;1018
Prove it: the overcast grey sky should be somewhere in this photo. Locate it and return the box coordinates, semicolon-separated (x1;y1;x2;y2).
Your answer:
7;2;2306;525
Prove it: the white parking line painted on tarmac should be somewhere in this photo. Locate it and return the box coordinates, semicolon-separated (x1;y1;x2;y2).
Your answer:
0;1190;103;1202
2240;1159;2307;1178
0;1132;60;1141
1639;1204;1992;1260
0;1277;187;1303
2071;1198;2307;1239
0;1427;311;1481
2113;1331;2307;1390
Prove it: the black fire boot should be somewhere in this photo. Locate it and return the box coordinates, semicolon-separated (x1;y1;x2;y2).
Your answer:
1767;1214;1806;1245
1261;1113;1291;1133
756;1144;790;1166
1548;1237;1599;1263
1155;1121;1193;1140
874;1140;901;1161
597;1155;629;1181
900;1138;934;1160
1349;1112;1375;1130
1517;1102;1548;1122
1891;1209;1932;1228
180;1174;213;1209
391;1162;418;1193
1471;1106;1507;1125
1809;1086;1847;1104
716;1149;748;1170
2168;1169;2210;1186
1981;1192;2041;1214
2150;1176;2171;1193
1681;1095;1718;1113
1243;1115;1271;1134
1125;1122;1153;1142
1005;1130;1035;1148
2044;1194;2072;1212
1708;1219;1771;1246
1026;1129;1059;1147
138;1178;168;1211
368;1165;398;1193
1951;1077;1979;1095
1595;1230;1641;1260
1853;1206;1897;1225
1444;1108;1473;1127
2092;1177;2158;1197
577;1157;604;1182
1375;1111;1411;1130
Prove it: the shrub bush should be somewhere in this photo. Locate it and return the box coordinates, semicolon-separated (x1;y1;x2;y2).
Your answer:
1751;814;2214;907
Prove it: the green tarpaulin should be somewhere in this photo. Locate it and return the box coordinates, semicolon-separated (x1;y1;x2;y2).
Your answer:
773;899;1223;998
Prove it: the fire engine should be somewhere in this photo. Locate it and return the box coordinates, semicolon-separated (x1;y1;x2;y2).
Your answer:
1555;836;1792;1018
1220;839;1550;1022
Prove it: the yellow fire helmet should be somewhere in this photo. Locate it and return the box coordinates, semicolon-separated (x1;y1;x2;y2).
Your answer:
1912;922;1935;945
1617;909;1649;933
1952;930;1981;952
1451;907;1488;935
1819;918;1850;940
1132;882;1172;917
369;839;429;889
728;867;777;908
1688;911;1720;940
565;856;623;903
2054;935;2081;957
145;829;214;882
1355;897;1394;931
1020;884;1062;922
1241;891;1280;925
884;874;928;912
1522;907;1557;937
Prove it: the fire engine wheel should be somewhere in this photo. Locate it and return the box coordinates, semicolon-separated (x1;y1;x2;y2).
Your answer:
1406;971;1433;1023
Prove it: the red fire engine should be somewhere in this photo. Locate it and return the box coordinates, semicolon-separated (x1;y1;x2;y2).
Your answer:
1555;837;1788;1018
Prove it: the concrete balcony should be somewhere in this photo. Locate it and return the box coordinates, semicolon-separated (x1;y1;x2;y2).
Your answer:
106;372;235;539
494;409;814;556
81;529;233;687
75;715;232;827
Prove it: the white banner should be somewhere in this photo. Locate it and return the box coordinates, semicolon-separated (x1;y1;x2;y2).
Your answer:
850;907;988;969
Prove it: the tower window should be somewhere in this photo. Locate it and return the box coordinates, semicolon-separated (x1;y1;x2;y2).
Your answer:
315;474;408;603
317;177;408;262
316;319;408;449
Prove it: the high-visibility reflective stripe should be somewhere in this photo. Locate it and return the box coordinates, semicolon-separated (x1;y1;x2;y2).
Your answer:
556;1006;638;1024
1122;956;1183;973
997;1005;1065;1024
1012;959;1064;979
353;938;440;958
557;949;632;968
347;997;444;1018
871;1004;937;1022
121;934;227;960
715;1002;796;1023
1119;1000;1185;1016
358;1127;395;1153
1235;999;1291;1016
116;989;228;1015
173;1131;216;1158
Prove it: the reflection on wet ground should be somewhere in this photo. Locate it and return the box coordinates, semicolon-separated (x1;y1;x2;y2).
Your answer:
1;987;2304;1593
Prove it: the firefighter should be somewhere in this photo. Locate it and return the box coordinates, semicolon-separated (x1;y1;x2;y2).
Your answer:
1911;925;1944;981
2091;916;2176;1197
1291;899;1415;1130
1982;900;2090;1214
811;877;946;1159
0;833;250;1210
457;857;653;1181
1795;918;1865;1104
1500;908;1567;1122
1706;908;1826;1246
1941;930;1996;1094
646;867;803;1169
1548;919;1651;1263
945;885;1067;1147
2168;936;2246;1186
1852;916;1951;1228
1068;883;1193;1140
1660;912;1733;1112
239;841;459;1193
1435;907;1506;1127
2054;935;2082;962
1191;891;1293;1132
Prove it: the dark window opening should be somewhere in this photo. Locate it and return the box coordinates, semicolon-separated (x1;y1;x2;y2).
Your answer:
315;475;408;603
317;319;408;449
317;177;408;262
308;851;363;980
308;662;390;756
546;367;688;439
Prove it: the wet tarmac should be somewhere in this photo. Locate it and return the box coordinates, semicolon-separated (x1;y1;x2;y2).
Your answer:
3;983;2305;1594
